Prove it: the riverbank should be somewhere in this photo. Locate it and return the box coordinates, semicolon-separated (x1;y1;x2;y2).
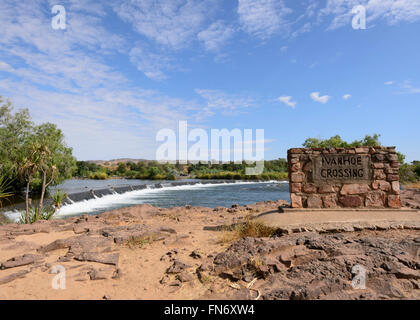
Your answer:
0;193;419;299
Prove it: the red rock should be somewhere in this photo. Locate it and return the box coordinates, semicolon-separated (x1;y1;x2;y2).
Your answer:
303;183;317;193
387;195;401;208
318;185;335;193
391;181;400;195
290;157;299;164
373;163;384;169
289;148;303;154
373;170;386;180
291;163;301;172
339;195;362;207
387;154;398;161
365;192;385;207
290;183;302;193
340;184;370;195
390;161;399;168
307;196;322;208
387;174;399;182
371;180;390;191
290;194;302;208
373;154;384;161
290;172;305;183
355;147;369;153
322;195;337;208
302;161;312;172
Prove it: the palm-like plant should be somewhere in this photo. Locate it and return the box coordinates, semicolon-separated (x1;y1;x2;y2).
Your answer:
0;175;13;207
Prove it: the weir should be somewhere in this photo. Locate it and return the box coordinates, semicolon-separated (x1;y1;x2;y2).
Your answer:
62;180;243;205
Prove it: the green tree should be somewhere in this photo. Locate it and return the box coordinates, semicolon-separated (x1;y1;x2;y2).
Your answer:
32;123;76;214
0;97;33;190
302;134;381;149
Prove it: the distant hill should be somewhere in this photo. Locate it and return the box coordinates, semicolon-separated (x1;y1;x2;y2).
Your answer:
86;159;150;166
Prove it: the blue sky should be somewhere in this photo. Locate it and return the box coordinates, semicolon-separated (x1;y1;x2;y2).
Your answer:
0;0;419;161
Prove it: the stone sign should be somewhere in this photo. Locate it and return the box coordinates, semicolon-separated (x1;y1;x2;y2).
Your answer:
287;146;401;209
312;154;371;183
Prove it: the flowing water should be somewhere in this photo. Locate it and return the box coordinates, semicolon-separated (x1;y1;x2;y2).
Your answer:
2;179;290;222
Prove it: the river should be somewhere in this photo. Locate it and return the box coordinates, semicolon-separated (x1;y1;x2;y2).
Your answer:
2;179;290;222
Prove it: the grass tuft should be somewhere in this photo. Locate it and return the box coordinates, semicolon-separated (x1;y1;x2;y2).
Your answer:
126;234;157;249
218;218;277;244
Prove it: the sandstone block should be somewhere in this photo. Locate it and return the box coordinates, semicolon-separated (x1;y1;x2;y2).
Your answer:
318;185;335;193
391;181;400;194
355;147;369;154
291;163;301;172
387;174;399;182
307;196;322;208
290;183;302;193
373;163;384;169
290;194;302;208
387;154;398;161
303;183;317;193
365;192;385;207
340;184;370;195
387;195;401;208
322;195;337;208
371;180;390;191
339;195;362;207
373;170;386;180
291;172;305;183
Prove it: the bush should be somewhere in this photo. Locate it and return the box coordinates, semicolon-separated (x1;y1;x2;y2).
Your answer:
89;171;108;180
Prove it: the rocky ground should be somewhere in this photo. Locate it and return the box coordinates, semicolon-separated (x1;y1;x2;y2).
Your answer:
0;189;418;300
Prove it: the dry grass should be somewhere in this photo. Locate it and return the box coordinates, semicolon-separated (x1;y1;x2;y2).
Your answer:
126;234;157;249
0;212;11;225
403;181;420;189
218;218;277;244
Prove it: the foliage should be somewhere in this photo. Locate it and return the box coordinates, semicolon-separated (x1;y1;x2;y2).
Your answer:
0;174;13;207
18;190;67;224
302;134;382;148
0;96;76;223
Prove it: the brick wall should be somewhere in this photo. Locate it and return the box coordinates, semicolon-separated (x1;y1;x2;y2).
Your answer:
287;146;401;209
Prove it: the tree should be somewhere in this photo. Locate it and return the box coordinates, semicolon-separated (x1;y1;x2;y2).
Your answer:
302;134;381;149
32;123;76;214
0;97;33;190
17;139;42;223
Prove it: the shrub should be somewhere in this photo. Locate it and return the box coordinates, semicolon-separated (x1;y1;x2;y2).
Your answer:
89;171;108;180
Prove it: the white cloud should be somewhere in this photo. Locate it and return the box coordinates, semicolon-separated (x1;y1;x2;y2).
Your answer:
114;0;215;50
198;21;235;52
291;22;312;38
195;89;254;115
384;81;394;85
0;1;217;160
0;61;14;72
310;92;331;104
397;80;420;94
320;0;420;30
237;0;292;39
343;94;352;100
129;46;173;80
277;96;296;108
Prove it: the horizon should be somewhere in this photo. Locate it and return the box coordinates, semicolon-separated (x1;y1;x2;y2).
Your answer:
0;1;419;162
